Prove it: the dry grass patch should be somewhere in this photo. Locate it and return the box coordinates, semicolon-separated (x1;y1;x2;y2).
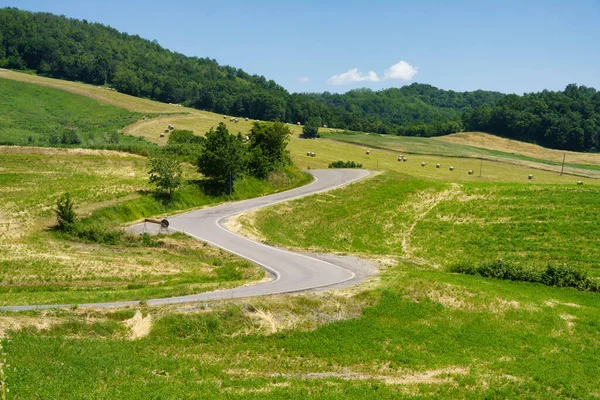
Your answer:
438;131;600;166
123;310;152;339
0;314;61;338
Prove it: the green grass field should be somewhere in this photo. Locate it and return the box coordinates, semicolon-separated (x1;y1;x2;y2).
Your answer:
2;71;600;398
0;77;158;154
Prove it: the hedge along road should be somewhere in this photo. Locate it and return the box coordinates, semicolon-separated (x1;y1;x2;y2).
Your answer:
1;169;371;312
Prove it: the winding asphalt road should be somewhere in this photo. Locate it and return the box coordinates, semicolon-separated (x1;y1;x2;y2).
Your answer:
1;169;371;312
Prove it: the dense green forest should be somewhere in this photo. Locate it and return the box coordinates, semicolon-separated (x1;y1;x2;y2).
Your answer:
1;7;598;151
464;85;600;152
0;7;501;136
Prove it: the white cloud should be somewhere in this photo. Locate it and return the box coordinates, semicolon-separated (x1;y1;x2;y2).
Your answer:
326;68;380;86
326;61;418;86
383;61;418;81
297;76;310;83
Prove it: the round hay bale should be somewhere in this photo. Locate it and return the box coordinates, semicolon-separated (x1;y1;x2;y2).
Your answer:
449;166;454;171
297;122;301;125
468;170;474;175
398;155;402;161
421;162;426;167
577;181;584;185
403;157;407;162
223;115;227;119
436;164;441;168
311;152;315;157
245;117;249;121
306;152;311;156
528;174;533;180
366;150;370;155
160;133;165;138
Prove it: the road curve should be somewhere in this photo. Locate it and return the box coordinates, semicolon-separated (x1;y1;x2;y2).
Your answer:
1;169;371;312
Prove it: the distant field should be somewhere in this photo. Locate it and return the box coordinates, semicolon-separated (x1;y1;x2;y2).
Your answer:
326;132;600;179
439;131;600;166
4;68;597;184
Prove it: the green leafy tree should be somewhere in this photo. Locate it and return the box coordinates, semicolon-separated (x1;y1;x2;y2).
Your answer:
248;121;291;178
55;193;77;231
148;155;183;196
197;123;247;188
301;118;321;138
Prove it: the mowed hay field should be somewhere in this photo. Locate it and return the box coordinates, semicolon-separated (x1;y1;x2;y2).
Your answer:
439;131;600;167
0;146;267;305
326;132;600;179
3;69;597;184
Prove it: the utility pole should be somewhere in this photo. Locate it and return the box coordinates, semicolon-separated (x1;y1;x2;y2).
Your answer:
560;153;566;176
479;157;483;177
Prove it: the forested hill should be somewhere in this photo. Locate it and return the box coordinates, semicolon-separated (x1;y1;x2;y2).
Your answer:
2;8;597;151
464;85;600;152
0;7;503;136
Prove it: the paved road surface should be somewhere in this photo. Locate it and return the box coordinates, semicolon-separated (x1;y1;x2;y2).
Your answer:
1;169;370;312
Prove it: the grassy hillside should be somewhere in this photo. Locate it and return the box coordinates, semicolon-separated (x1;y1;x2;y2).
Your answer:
4;168;600;396
244;171;600;276
0;75;157;154
0;146;310;305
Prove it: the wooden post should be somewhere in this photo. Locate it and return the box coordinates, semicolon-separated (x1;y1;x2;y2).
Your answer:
479;157;483;177
560;153;566;176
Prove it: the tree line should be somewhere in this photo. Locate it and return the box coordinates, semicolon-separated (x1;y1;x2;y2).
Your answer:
463;84;600;152
155;122;291;195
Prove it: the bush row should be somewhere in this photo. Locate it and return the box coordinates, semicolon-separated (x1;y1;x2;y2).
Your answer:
449;259;599;292
328;160;363;169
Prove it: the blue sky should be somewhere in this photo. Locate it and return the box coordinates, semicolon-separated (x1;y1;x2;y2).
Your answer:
3;0;599;94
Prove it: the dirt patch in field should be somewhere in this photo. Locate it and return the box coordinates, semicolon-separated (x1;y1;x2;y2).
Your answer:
265;366;469;385
544;300;582;308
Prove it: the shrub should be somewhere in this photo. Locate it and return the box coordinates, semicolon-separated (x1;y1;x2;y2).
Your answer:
328;160;363;168
449;259;598;292
55;193;77;231
148;155;183;196
301;118;320;138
